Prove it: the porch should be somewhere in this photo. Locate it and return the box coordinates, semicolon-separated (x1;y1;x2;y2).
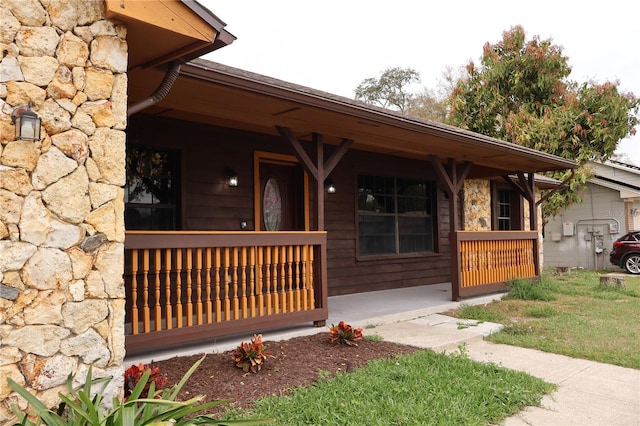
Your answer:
124;230;538;356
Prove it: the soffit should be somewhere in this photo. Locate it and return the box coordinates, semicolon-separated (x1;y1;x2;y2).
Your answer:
127;60;577;179
105;0;230;69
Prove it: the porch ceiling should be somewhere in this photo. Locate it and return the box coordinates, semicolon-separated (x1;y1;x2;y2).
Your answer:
127;59;577;179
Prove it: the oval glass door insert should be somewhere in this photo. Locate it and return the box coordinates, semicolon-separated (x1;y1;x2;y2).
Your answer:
263;177;282;231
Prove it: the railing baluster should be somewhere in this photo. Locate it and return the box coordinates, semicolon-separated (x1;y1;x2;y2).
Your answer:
131;250;139;334
214;248;221;322
233;247;239;320
280;246;287;313
154;250;161;331
308;245;315;309
195;248;203;325
186;248;193;326
175;249;183;328
241;247;248;319
205;248;213;323
272;246;279;314
249;247;256;318
301;245;308;309
287;245;294;312
164;248;172;330
224;248;230;321
142;249;150;333
256;246;264;316
265;246;272;315
294;245;301;311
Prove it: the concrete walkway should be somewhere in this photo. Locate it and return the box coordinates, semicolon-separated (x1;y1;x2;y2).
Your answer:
129;283;640;425
371;314;640;426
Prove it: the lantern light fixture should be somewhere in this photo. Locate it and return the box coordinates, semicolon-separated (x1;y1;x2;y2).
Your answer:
325;178;336;194
225;168;238;187
11;103;41;142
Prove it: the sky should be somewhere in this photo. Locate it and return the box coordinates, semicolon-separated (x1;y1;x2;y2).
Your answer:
200;1;640;164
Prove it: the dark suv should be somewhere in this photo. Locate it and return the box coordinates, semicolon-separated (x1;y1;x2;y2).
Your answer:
610;231;640;274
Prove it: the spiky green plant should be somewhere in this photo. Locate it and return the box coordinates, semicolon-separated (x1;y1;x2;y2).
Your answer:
8;355;273;425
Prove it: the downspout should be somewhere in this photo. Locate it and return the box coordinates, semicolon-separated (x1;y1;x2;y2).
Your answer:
127;61;182;116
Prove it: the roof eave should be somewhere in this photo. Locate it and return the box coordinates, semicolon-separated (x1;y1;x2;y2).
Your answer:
182;60;577;172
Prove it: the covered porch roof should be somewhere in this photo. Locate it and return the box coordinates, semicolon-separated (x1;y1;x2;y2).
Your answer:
127;59;577;179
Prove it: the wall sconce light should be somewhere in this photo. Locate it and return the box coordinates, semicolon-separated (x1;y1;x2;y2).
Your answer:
325;178;336;194
225;168;238;187
630;208;639;217
11;103;41;142
324;179;336;194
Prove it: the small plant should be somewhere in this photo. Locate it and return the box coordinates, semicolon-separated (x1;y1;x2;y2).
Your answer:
8;355;273;425
505;278;556;301
232;333;272;373
454;303;506;323
329;321;363;346
526;305;558;318
123;362;167;399
364;334;384;342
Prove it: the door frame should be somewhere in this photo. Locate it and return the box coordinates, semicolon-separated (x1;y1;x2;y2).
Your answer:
253;151;310;231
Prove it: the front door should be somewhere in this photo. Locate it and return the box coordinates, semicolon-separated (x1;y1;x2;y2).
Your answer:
257;155;307;231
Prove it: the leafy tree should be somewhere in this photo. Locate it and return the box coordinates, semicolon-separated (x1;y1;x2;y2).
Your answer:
406;66;465;122
354;67;420;112
447;25;639;217
406;87;448;121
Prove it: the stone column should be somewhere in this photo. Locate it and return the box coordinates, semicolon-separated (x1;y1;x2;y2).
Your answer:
462;179;491;231
0;0;127;420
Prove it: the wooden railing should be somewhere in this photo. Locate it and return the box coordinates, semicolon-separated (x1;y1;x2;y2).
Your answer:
124;231;328;355
454;231;539;298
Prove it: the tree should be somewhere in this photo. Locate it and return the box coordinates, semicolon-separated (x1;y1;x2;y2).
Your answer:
354;67;420;113
447;25;639;217
406;66;464;122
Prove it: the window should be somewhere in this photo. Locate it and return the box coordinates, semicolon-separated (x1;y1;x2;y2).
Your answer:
497;189;511;231
125;146;179;230
358;175;435;256
491;183;523;231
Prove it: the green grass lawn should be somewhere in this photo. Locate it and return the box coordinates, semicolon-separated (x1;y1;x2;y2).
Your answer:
452;269;640;369
224;349;554;426
223;269;638;425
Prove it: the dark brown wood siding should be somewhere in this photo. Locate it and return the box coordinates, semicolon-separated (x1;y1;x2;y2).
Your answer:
128;115;452;297
324;150;451;295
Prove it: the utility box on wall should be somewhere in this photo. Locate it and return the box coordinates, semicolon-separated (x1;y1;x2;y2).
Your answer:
563;222;574;236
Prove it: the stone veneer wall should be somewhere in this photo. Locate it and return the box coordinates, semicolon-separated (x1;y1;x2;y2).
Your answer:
462;179;492;231
0;0;127;420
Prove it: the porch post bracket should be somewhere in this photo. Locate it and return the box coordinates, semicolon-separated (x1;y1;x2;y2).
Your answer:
276;125;319;181
324;138;353;177
455;161;473;193
517;172;536;203
501;173;534;204
535;169;576;206
429;155;472;196
429;155;454;195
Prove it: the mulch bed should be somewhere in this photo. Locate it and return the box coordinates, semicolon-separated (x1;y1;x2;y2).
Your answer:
151;332;420;416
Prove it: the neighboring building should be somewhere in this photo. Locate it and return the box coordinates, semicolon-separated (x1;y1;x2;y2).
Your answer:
0;0;576;419
544;160;640;271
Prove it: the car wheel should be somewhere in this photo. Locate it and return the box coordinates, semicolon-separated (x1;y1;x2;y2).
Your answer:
623;254;640;274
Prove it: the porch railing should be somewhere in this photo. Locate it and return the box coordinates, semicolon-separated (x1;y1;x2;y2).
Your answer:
124;231;328;355
454;231;539;298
